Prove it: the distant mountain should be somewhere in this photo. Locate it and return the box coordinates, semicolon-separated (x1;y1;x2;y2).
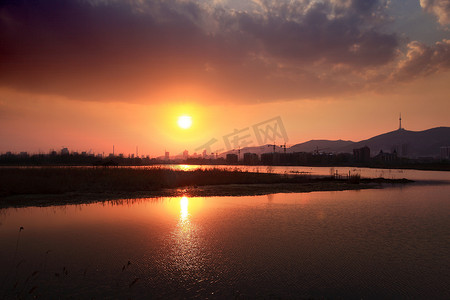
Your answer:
223;144;284;156
288;139;355;153
337;127;450;158
221;127;450;158
223;140;355;156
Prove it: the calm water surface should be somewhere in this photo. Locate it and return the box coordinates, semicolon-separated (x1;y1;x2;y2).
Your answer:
154;164;450;181
1;184;449;299
4;164;450;181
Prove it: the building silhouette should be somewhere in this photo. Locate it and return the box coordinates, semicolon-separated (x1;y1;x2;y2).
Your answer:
226;153;238;164
243;153;259;165
61;148;69;155
353;146;370;163
165;151;170;161
374;149;397;162
441;146;450;160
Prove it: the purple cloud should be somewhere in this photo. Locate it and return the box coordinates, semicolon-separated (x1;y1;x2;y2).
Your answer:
0;0;447;103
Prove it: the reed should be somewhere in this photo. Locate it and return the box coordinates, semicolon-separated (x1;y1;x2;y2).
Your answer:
0;167;311;197
0;226;141;298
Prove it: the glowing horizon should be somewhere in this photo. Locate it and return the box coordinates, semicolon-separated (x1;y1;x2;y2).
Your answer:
0;1;449;156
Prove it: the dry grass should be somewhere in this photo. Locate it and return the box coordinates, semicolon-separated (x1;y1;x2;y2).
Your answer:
0;167;413;208
0;167;312;197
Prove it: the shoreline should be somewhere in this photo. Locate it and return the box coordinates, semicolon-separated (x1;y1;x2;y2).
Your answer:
1;163;450;172
2;166;441;208
0;178;424;209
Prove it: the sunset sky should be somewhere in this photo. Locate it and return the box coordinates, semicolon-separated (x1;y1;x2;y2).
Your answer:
1;0;449;157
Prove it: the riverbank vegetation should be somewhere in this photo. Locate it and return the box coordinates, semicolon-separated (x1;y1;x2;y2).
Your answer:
0;167;412;208
2;151;450;171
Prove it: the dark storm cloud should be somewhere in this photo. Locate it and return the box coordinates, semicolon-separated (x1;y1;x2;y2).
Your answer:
232;0;397;66
0;0;445;102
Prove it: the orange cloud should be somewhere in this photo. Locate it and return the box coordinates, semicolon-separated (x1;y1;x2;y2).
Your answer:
420;0;450;25
0;0;448;105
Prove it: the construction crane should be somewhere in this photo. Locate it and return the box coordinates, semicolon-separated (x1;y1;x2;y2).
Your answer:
234;146;241;161
267;142;277;153
268;142;287;154
211;151;219;159
280;143;287;154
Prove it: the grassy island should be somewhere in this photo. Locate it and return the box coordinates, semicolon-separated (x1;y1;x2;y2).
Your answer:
0;167;413;208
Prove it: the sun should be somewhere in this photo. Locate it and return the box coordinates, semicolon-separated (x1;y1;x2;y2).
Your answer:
177;115;192;129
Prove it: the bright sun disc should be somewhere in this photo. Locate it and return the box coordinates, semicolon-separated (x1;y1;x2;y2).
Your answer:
177;115;192;129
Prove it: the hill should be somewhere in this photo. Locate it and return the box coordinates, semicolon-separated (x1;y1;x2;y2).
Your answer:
222;127;450;158
222;145;284;157
288;139;355;153
337;127;450;158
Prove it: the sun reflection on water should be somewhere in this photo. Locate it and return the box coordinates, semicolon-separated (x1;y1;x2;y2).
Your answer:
169;196;205;273
180;196;189;222
177;164;197;171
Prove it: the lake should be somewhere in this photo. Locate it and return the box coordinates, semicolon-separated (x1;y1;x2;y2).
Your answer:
148;164;450;181
0;168;449;298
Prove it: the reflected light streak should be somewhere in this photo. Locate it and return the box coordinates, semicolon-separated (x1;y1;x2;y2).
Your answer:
169;196;205;272
180;196;189;222
177;164;197;171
